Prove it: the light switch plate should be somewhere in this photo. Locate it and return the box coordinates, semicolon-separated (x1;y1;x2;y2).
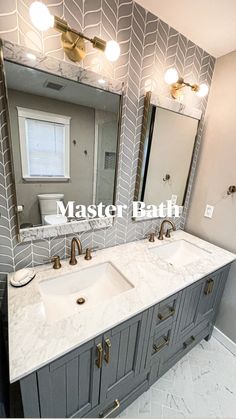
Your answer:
204;204;214;219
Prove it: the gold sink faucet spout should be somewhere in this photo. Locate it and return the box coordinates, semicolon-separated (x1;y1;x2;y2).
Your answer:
158;219;176;240
69;237;83;265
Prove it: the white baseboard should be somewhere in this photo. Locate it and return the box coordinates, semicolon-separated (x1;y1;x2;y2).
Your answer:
213;327;236;356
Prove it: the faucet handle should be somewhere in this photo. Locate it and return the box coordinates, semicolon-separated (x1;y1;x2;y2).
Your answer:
165;228;172;238
51;255;62;269
146;233;155;242
84;247;98;261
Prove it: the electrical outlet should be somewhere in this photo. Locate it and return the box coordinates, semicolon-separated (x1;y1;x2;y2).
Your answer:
204;204;214;219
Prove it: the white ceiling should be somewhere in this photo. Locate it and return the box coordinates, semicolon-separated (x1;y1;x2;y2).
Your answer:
135;0;236;58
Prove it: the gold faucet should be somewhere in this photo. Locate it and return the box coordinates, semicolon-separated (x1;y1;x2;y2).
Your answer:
158;219;176;240
69;237;83;265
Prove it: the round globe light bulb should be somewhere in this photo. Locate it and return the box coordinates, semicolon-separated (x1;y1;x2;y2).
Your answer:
164;68;179;85
105;40;120;62
196;83;209;98
29;1;54;31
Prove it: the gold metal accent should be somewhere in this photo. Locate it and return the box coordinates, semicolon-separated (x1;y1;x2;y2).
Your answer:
53;15;108;62
170;77;201;100
134;91;152;201
54;16;68;33
51;255;61;269
84;248;92;261
165;228;172;238
158;219;176;240
204;279;214;295
104;338;111;364
96;343;103;369
183;335;195;349
69;237;83;265
61;31;86;62
92;36;106;52
76;297;85;305
147;233;155;243
153;337;169;353
99;399;120;418
158;308;175;321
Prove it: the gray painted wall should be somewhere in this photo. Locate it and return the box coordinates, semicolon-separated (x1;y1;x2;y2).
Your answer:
0;1;215;305
186;51;236;343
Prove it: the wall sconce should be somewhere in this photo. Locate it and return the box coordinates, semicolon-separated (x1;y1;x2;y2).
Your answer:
164;68;209;99
29;1;120;63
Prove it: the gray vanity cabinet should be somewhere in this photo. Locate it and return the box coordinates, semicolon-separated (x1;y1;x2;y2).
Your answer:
99;312;148;404
146;264;231;385
17;264;231;419
20;335;102;418
195;266;230;326
175;265;230;343
19;311;149;418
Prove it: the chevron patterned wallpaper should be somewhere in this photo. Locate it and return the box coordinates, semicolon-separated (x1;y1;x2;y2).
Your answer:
0;0;215;303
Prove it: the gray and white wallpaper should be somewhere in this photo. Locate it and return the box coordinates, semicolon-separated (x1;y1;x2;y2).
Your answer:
0;0;215;302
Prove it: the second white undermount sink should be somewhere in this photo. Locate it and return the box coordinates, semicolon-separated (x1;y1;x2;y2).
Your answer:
149;239;210;268
39;262;133;323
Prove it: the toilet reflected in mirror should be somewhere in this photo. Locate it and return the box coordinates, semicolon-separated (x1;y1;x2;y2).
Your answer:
37;194;67;225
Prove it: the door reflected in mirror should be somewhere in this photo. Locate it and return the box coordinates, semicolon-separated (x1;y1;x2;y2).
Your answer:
4;61;121;229
137;105;199;209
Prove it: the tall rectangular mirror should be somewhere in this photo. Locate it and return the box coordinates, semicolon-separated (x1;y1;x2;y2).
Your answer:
4;59;122;234
135;94;200;214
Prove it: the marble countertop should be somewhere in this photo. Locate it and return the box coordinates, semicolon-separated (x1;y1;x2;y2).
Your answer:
8;231;236;383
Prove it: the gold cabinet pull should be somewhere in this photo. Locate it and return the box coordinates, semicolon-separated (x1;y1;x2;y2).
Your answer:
96;343;103;369
104;338;111;364
158;307;175;321
153;336;169;353
204;279;214;295
99;399;120;418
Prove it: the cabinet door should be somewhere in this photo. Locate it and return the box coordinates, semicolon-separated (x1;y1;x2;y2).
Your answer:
175;265;230;343
175;280;203;342
99;312;148;403
196;265;230;325
34;336;102;418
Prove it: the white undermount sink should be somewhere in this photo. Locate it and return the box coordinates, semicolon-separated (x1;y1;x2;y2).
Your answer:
149;239;210;268
39;262;133;323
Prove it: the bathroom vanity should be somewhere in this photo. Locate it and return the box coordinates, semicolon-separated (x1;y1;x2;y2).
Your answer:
8;231;235;418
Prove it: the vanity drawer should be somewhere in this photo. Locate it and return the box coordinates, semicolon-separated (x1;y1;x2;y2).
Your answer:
146;321;176;368
151;292;182;333
85;373;149;418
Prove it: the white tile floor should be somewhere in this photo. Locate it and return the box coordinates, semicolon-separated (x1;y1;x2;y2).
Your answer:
119;337;236;418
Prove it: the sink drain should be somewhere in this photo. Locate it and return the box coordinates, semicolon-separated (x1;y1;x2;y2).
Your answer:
76;297;86;305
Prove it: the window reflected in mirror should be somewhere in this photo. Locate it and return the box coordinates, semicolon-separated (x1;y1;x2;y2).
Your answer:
5;61;121;229
136;105;199;210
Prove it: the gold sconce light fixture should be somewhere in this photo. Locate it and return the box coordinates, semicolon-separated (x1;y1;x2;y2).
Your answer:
164;68;209;99
29;1;120;63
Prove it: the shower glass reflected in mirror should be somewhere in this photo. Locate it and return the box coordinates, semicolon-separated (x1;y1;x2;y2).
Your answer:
4;61;121;229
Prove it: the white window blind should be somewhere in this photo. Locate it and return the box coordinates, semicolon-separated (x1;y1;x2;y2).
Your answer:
26;119;65;177
17;108;70;181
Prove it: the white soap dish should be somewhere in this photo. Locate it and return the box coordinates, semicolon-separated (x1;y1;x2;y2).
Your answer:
10;268;36;287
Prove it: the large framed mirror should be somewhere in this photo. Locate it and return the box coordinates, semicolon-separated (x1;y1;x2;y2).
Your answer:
2;41;123;241
134;93;201;218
